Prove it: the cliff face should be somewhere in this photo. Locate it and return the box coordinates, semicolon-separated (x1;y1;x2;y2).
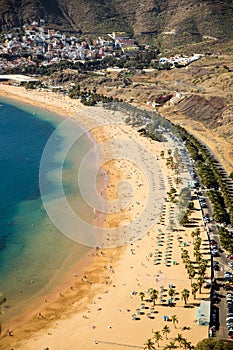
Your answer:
0;0;232;44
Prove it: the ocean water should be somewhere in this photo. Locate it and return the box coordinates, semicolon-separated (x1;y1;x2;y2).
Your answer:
0;97;95;321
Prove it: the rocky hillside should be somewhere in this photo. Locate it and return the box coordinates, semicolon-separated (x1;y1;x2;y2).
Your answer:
0;0;233;46
46;47;233;172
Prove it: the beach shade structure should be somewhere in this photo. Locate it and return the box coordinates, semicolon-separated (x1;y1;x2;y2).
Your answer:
131;314;137;320
173;260;177;265
163;315;169;321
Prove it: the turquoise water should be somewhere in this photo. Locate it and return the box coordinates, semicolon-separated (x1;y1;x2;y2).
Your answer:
0;97;93;321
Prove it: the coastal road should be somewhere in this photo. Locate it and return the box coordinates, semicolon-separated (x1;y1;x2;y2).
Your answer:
213;256;231;340
196;188;230;340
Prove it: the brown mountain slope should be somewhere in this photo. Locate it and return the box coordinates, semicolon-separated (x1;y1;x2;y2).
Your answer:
54;50;231;172
0;0;232;45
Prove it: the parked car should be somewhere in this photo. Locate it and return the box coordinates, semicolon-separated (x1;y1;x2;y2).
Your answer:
212;249;219;256
201;203;207;208
210;239;217;245
225;272;233;278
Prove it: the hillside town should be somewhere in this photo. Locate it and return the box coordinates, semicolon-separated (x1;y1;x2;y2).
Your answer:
0;20;202;73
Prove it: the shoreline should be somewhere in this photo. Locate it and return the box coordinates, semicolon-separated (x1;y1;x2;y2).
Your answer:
0;84;210;349
0;86;114;327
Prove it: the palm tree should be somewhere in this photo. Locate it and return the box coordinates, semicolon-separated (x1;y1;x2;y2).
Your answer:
195;228;200;237
169;219;175;232
175;176;182;185
168;288;175;304
194;251;202;262
174;333;184;347
191;230;197;243
164;340;177;349
162;325;170;340
150;289;158;306
153;330;163;347
188;268;196;285
144;338;156;350
191;283;199;299
181;338;193;349
139;291;145;301
171;314;178;328
197;276;205;294
181;289;190;305
198;260;208;276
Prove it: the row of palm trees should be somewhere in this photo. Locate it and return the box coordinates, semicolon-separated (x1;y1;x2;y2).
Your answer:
68;83;116;106
106;101;172;131
164;148;183;187
139;286;193;307
180;227;208;299
217;226;233;255
139;288;158;306
175;125;233;226
144;326;193;349
177;186;194;226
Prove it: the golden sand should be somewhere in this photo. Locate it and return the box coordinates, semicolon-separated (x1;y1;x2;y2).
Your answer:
0;84;210;349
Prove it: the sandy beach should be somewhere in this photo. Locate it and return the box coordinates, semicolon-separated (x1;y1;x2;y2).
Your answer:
0;84;210;349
